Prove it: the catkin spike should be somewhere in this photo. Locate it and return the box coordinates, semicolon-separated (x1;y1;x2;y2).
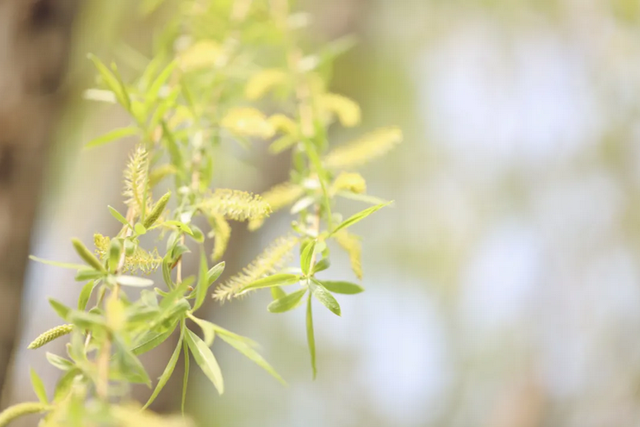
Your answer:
220;107;275;139
331;172;367;194
213;235;298;302
248;182;304;231
321;93;361;128
72;238;105;272
0;402;51;426
123;145;150;215
28;324;74;350
324;126;402;170
94;234;160;274
211;214;231;261
334;230;363;280
143;191;171;228
200;189;271;221
245;69;288;100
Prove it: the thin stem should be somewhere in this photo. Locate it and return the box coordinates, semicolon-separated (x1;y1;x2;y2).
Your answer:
96;207;135;400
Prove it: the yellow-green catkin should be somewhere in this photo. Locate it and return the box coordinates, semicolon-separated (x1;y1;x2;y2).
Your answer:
0;402;51;426
28;324;74;349
71;238;105;272
143;191;171;228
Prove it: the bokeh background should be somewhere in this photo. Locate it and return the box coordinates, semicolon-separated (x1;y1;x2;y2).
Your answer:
5;0;640;426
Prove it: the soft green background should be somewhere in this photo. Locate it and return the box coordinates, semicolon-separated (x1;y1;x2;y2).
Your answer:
13;1;640;426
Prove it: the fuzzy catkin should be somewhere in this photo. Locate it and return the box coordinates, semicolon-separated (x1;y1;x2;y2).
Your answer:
0;402;51;426
143;191;171;228
28;324;73;349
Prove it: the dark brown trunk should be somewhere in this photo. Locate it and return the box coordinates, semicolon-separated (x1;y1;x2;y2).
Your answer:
0;0;78;396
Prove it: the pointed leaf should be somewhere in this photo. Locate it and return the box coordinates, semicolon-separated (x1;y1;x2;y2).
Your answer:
311;258;330;274
306;295;317;379
309;279;341;316
46;353;74;371
268;289;307;313
239;274;301;294
30;369;48;404
185;329;224;394
108;206;132;228
181;338;189;414
193;251;209;311
116;275;154;287
85;127;138;148
77;281;96;311
271;286;286;300
320;280;364;295
300;239;316;275
218;333;285;385
48;299;71;321
132;322;177;355
188;315;216;347
143;330;183;409
29;256;85;270
207;261;225;286
331;201;392;235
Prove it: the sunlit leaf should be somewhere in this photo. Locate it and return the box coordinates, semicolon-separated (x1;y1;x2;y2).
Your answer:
331;201;392;235
267;288;307;313
185;329;224;394
309;279;341;316
320;280;364;295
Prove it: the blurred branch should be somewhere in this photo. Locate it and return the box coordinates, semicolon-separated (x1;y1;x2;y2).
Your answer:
0;0;79;399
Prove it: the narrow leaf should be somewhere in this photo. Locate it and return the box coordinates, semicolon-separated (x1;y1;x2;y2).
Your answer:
188;315;216;347
331;201;392;235
271;286;286;300
306;295;317;379
116;275;154;287
143;329;183;409
71;238;106;272
48;299;71;321
218;333;285;385
207;261;225;286
185;329;224;394
46;353;74;371
321;280;364;295
181;338;189;414
193;250;209;311
85;126;138;148
29;256;85;270
300;240;317;276
311;258;330;274
239;274;301;294
108;206;132;228
309;279;341;316
30;369;48;404
268;289;307;313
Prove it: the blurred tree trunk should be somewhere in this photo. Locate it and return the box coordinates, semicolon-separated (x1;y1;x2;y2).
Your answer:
0;0;78;397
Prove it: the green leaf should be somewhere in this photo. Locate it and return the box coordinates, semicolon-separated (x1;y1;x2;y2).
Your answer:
302;137;334;230
187;314;216;347
267;288;307;313
116;275;154;287
30;368;48;404
306;294;317;379
46;353;74;371
87;54;130;109
85;126;138;149
239;274;301;294
132;322;177;355
164;220;193;236
48;299;71;321
142;329;183;409
218;333;285;385
146;61;176;102
29;255;85;270
311;258;330;274
181;337;189;414
193;251;209;311
300;240;317;276
75;268;104;282
108;239;122;273
271;286;286;300
309;279;341;316
108;206;132;228
68;311;107;330
207;261;225;286
331;201;392;235
320;280;364;295
114;340;151;386
77;281;96;311
185;329;224;394
53;368;80;401
336;191;388;205
71;238;106;272
134;223;147;236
